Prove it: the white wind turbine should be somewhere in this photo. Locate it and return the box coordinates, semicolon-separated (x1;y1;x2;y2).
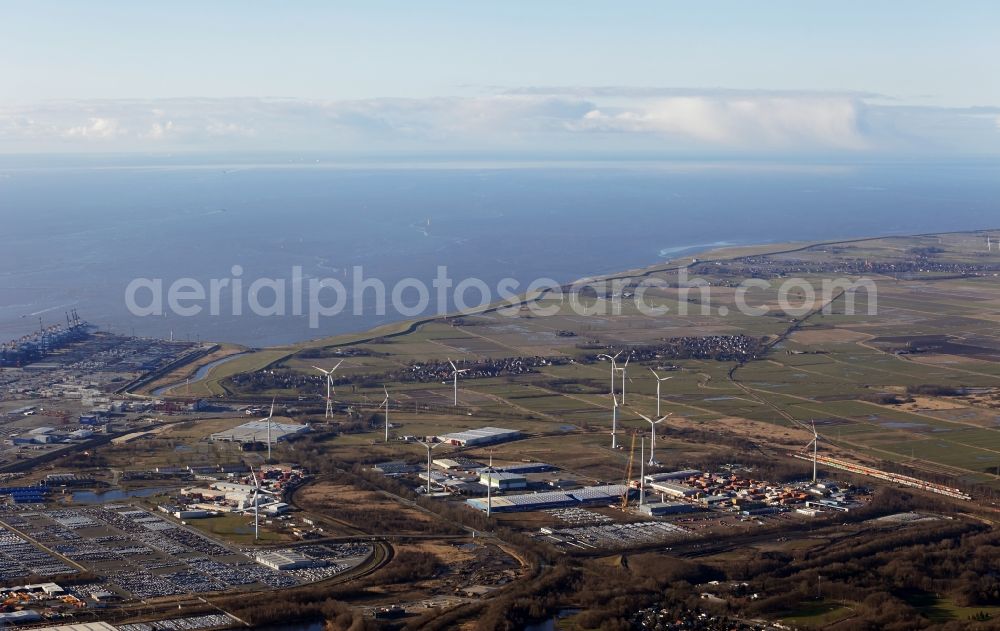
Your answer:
379;385;390;442
639;438;646;506
447;359;469;406
240;465;277;541
610;392;620;449
597;351;622;397
649;369;674;417
635;410;671;465
485;450;495;517
312;360;343;419
415;439;443;494
805;421;821;483
616;352;632;403
264;397;275;462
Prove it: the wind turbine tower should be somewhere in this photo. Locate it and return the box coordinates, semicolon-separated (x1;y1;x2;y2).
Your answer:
649;369;673;417
639;438;646;507
597;351;622;397
635;411;670;465
312;360;343;419
616;352;632;403
805;421;821;483
447;359;469;406
252;469;260;540
486;451;494;517
245;466;275;541
611;393;620;449
265;397;275;461
415;439;442;494
380;386;390;442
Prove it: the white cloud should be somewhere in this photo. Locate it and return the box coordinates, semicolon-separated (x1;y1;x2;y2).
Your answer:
0;91;996;155
64;117;121;139
572;96;868;149
204;121;255;138
143;120;174;140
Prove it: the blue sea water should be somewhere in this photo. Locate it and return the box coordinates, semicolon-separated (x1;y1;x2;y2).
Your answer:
1;156;998;346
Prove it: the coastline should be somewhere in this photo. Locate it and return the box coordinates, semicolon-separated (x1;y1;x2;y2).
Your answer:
123;226;1000;397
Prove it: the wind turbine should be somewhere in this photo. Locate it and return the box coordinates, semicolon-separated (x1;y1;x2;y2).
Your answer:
649;369;674;417
312;360;343;419
447;359;469;406
379;385;390;442
635;410;670;465
639;438;645;506
616;352;632;403
264;397;275;462
485;451;494;517
597;351;622;397
805;421;821;483
610;392;620;449
415;439;443;494
241;465;277;541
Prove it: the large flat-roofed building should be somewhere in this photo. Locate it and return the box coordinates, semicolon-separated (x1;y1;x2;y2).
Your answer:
373;461;421;475
650;481;699;498
497;462;557;474
571;484;631;504
256;549;327;571
433;457;483;470
479;471;527;490
467;491;576;513
210;419;309;444
465;484;632;513
639;501;700;516
34;623;120;631
644;470;702;483
0;610;42;624
437;426;521;447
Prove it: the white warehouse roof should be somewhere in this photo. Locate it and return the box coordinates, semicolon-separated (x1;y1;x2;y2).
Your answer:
210;419;309;443
437;426;520;445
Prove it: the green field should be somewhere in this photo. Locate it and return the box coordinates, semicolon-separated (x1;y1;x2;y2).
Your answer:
162;232;1000;491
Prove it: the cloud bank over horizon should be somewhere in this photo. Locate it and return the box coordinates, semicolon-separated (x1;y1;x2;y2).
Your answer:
2;88;997;156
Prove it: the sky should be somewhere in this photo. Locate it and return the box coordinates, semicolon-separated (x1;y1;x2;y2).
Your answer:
1;1;998;156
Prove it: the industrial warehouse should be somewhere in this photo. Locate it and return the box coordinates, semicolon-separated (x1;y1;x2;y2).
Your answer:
466;484;631;512
209;419;310;443
435;426;520;446
255;549;328;571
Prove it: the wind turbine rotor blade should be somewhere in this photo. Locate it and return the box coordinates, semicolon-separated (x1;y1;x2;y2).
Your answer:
448;359;457;371
331;359;344;372
633;411;653;423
